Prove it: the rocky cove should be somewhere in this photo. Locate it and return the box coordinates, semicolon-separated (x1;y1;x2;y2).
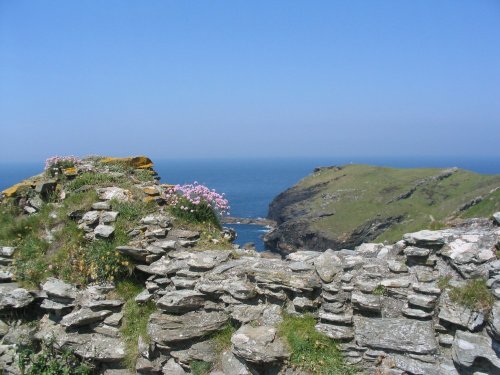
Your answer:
0;156;499;375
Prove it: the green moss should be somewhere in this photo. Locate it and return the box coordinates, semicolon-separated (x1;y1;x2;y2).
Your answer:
278;314;355;375
372;285;387;296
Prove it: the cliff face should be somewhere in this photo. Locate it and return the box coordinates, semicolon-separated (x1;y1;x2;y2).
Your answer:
264;164;500;254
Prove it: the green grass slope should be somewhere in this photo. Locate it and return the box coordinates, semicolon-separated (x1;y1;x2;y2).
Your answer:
266;164;499;251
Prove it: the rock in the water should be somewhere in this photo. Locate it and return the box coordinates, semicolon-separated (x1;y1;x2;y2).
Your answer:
156;290;205;313
148;310;228;344
354;317;438;354
231;325;289;364
0;288;34;310
452;330;500;372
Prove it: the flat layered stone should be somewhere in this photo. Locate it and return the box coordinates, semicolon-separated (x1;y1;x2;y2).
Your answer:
156;290;205;313
452;330;500;371
0;288;34;310
403;230;445;247
42;278;77;300
148;310;228;344
354;317;438;354
313;249;342;283
315;323;354;340
61;308;112;327
231;325;289;364
351;292;381;312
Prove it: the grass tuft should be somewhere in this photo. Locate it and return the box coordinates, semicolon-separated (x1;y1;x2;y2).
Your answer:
449;278;493;312
115;280;156;370
278;314;355;375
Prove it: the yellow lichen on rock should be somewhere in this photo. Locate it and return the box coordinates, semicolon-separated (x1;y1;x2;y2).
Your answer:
63;167;78;177
2;181;34;198
100;156;154;169
142;186;159;196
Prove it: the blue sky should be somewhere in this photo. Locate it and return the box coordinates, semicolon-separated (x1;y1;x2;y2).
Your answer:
1;1;499;161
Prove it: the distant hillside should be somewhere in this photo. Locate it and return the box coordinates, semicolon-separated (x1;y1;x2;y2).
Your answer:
264;164;500;254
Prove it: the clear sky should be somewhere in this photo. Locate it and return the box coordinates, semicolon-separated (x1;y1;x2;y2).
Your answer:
1;1;499;161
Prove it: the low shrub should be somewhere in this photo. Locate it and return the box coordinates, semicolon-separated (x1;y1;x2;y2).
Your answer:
45;156;81;177
164;183;229;228
18;339;93;375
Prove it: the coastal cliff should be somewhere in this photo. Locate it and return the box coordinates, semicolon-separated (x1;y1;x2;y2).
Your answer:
1;157;500;375
264;164;500;254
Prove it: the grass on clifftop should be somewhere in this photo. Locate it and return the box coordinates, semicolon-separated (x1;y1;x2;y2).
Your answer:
286;164;500;244
279;314;355;375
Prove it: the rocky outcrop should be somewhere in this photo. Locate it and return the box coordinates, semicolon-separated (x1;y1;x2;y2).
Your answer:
264;164;500;254
3;215;499;374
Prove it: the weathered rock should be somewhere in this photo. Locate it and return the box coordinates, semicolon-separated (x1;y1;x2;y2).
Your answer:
488;300;500;340
116;246;149;262
313;249;342;283
231;325;289;364
493;212;500;225
403;230;445;247
94;224;115;238
0;247;15;257
221;350;252;375
351;292;381;312
60;308;112;327
438;292;485;331
408;294;437;310
162;358;187;375
188;250;231;270
170;340;216;364
315;323;354;340
100;211;119;224
92;201;111;210
156;290;205;313
82;210;100;225
97;187;132;201
387;260;408;273
169;229;200;240
354;317;438;354
403;247;430;257
452;330;500;372
148;310;228;344
135;289;152;303
0;288;34;310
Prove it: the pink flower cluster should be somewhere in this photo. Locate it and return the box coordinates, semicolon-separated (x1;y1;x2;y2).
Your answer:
44;155;82;170
164;182;230;217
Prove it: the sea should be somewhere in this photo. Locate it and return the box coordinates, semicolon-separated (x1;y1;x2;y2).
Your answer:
1;157;499;251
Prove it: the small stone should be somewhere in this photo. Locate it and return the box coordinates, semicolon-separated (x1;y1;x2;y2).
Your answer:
231;325;289;364
404;247;430;257
42;278;77;300
157;290;205;313
96;187;131;202
135;290;152;303
403;230;445;247
60;308;112;327
81;211;100;225
351;292;381;312
0;288;34;310
0;247;15;257
402;307;432;319
316;323;354;340
314;249;342;283
388;260;408;273
162;358;187;375
408;294;437;310
94;224;115;238
92;201;111;210
100;211;119;224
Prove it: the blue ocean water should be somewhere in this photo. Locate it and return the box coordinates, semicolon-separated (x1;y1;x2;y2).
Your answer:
1;157;499;250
